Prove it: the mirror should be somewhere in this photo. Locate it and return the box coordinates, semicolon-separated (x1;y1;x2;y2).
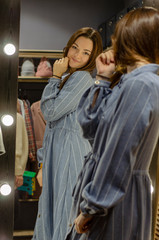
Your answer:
0;0;159;240
15;1;127;239
0;0;20;240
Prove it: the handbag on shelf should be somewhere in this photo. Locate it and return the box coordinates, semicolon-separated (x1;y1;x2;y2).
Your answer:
35;57;53;77
21;58;35;76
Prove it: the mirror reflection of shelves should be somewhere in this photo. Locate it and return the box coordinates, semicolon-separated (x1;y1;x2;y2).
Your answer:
18;49;63;83
18;49;63;104
19;49;63;58
18;76;49;83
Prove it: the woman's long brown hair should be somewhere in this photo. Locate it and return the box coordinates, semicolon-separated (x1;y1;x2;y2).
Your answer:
110;7;159;88
59;27;103;89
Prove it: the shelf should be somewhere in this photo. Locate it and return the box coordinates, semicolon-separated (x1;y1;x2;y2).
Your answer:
19;49;63;59
18;49;62;83
13;230;34;237
18;198;39;202
18;76;49;83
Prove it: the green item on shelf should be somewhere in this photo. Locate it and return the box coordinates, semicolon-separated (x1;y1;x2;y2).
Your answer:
23;170;36;178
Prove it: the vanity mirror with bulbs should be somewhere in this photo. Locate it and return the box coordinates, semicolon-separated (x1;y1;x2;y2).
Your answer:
0;1;20;240
0;0;159;240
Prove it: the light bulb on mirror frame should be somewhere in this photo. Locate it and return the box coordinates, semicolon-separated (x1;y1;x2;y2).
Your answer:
0;183;12;196
3;43;16;56
1;114;14;126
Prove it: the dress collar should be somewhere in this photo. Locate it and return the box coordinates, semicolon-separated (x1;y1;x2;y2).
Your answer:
120;64;159;83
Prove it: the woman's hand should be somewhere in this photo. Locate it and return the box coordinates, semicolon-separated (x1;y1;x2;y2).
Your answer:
53;57;69;78
15;175;23;188
96;50;116;79
37;168;42;187
74;213;93;234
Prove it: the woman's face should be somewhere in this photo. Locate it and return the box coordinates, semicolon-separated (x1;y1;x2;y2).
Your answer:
67;36;93;69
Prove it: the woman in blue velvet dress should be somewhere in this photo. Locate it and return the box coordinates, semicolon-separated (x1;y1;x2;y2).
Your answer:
32;27;102;240
65;7;159;240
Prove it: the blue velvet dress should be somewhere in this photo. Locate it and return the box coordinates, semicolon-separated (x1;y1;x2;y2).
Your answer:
32;71;93;240
65;64;159;240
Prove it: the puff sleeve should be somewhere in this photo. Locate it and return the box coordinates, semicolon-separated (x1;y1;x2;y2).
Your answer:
41;71;93;122
80;79;155;216
77;80;112;140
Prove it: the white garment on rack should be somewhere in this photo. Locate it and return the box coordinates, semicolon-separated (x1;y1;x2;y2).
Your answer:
15;113;28;175
18;98;25;121
0;125;5;155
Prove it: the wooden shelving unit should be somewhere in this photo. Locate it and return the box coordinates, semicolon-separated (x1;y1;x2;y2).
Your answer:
18;76;49;83
18;49;63;83
19;49;63;59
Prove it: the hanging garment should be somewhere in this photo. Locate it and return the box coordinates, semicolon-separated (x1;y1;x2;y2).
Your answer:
17;98;25;120
0;125;5;155
31;100;46;149
23;100;37;162
15;113;28;176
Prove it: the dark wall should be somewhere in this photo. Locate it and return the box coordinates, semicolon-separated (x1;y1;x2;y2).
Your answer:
19;0;125;50
19;0;159;50
124;0;159;8
0;1;20;239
